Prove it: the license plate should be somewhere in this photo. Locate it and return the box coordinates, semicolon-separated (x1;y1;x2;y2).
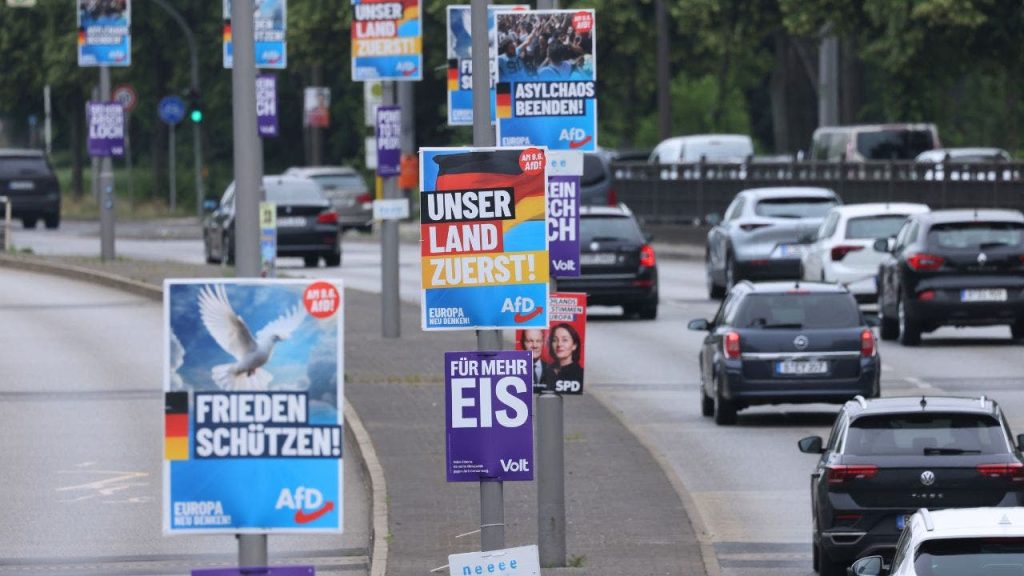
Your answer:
277;216;307;228
8;180;34;191
961;288;1007;302
772;243;807;259
775;360;828;375
580;252;617;265
896;514;912;530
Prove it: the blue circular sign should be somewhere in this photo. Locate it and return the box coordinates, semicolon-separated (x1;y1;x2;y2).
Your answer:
158;95;186;125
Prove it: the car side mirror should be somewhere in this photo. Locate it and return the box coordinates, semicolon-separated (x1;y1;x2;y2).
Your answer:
872;237;894;253
202;198;219;214
799;231;817;244
645;232;655;243
798;436;824;454
687;318;711;331
848;555;884;576
864;315;880;328
705;213;722;226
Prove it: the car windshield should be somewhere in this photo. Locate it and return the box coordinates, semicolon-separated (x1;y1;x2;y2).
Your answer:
311;173;366;191
266;182;325;204
581;155;607;186
754;198;837;219
0;157;51;178
928;222;1024;250
580;215;644;244
857;129;936;160
733;293;861;329
846;215;910;239
846;413;1007;456
915;537;1024;576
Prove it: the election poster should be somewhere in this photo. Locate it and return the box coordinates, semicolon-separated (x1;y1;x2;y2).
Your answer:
420;147;549;330
304;87;330;128
163;279;344;534
86;102;125;158
546;150;582;277
515;292;586;394
445;4;528;126
445;351;534;482
256;74;278;138
494;10;597;151
77;0;131;67
351;0;422;81
223;0;287;69
375;105;401;176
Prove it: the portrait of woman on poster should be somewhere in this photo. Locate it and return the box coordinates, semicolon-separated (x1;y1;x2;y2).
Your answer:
541;323;583;389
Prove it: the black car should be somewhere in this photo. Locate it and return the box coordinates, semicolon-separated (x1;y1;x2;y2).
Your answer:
876;209;1024;345
0;148;61;229
554;204;658;319
580;151;615;206
203;175;342;267
688;281;879;425
799;395;1024;576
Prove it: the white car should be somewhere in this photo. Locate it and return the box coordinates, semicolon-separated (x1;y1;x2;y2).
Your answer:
915;148;1015;181
849;507;1024;576
801;203;930;302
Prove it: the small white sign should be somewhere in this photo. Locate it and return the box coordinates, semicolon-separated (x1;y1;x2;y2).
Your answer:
448;545;540;576
547;150;584;177
373;199;409;221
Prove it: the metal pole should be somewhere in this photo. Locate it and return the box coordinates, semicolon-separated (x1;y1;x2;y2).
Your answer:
655;0;671;140
99;67;115;261
238;534;267;567
231;0;262;280
381;82;400;338
818;28;839;127
537;392;566;566
125;114;133;210
471;0;504;552
311;65;323;166
168;124;176;212
44;85;52;156
91;85;99;201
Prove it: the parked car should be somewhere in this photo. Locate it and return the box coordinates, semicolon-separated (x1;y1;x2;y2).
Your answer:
554;204;658;319
875;209;1024;344
648;134;754;164
0;148;60;229
706;187;841;298
915;147;1015;181
688;281;879;425
283;166;373;232
799;396;1024;575
850;507;1024;576
203;175;342;267
579;151;616;206
801;203;930;302
810;124;941;162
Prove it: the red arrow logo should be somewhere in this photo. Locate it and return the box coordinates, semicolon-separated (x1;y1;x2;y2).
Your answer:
294;501;334;524
513;307;544;324
569;135;592;149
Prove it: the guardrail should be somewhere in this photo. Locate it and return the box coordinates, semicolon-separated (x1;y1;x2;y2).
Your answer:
611;160;1024;224
0;195;9;252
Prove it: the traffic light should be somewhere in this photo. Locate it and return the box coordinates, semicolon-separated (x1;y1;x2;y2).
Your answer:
188;90;203;124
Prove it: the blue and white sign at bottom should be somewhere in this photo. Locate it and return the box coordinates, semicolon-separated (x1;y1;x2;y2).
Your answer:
448;545;540;576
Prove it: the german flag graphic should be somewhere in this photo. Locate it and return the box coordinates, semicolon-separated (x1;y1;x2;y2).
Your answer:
77;27;86;45
165;391;189;461
223;21;232;43
447;59;459;92
496;82;512;119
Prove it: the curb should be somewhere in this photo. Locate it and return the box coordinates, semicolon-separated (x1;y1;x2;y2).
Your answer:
0;253;388;576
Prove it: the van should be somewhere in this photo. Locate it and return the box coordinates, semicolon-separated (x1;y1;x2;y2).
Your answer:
810;123;940;162
649;134;754;164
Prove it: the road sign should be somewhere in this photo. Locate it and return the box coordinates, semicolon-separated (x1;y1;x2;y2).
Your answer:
158;96;186;125
113;85;137;113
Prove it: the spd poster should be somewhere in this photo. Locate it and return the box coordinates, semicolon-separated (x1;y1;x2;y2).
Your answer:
494;10;597;151
77;0;131;67
515;292;586;394
163;279;344;534
420;147;549;330
351;0;422;81
223;0;287;69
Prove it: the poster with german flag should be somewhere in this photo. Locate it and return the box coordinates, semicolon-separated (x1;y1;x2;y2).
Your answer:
77;0;131;67
445;4;528;126
222;0;287;69
420;147;549;331
494;10;597;151
351;0;422;81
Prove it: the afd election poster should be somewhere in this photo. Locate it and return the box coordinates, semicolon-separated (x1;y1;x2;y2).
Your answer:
163;279;344;534
77;0;131;67
445;4;528;126
223;0;287;69
546;151;581;277
494;10;597;151
515;292;586;394
445;351;534;482
420;147;549;331
351;0;422;81
86;102;125;158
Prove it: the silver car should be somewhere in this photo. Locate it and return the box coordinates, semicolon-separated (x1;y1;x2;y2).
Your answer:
284;166;373;232
705;187;841;298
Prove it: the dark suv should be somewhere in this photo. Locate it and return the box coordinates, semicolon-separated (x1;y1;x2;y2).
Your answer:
799;395;1024;576
0;149;61;229
688;281;879;425
876;209;1024;345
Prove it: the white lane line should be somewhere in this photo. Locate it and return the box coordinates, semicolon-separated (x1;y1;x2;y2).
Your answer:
905;376;934;389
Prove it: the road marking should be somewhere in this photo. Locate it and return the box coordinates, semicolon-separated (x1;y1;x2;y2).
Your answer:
904;376;933;389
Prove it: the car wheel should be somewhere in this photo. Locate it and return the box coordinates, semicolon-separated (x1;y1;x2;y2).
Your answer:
224;234;235;266
22;217;37;229
638;300;658;320
44;213;60;229
713;376;737;425
1012;321;1024;341
303;255;319;268
878;289;899;340
898;296;921;346
324;251;341;267
700;379;714;417
817;541;845;576
725;254;739;292
204;237;218;265
706;255;725;299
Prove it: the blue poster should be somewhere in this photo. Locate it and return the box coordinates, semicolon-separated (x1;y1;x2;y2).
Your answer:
223;0;288;69
494;10;597;151
351;0;422;81
420;147;549;330
163;279;344;534
77;0;131;67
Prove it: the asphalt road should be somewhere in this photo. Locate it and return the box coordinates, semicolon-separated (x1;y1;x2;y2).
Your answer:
9;220;1024;576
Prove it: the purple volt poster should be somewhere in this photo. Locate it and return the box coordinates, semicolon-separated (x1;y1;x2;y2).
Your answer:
445;351;533;482
87;102;125;158
376;105;401;177
547;151;582;277
256;74;278;138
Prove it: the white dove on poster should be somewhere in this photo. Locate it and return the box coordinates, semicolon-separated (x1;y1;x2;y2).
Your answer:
198;284;305;391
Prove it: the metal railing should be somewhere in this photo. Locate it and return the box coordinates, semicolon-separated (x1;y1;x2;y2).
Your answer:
612;159;1024;224
0;195;9;252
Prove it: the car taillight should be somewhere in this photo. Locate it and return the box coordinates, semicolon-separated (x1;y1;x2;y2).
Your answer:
740;223;769;232
640;244;656;267
607;186;618;206
356;192;373;205
906;253;945;271
917;290;936;301
977;463;1024;482
723;331;741;359
860;329;875;357
831;245;864;261
826;465;878;485
316;210;338;224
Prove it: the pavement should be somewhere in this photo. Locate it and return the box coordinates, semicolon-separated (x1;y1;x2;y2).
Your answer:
0;247;707;576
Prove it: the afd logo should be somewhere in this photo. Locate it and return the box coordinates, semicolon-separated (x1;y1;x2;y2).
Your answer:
502;297;543;323
275;487;334;524
396;61;419;77
559;128;593;150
